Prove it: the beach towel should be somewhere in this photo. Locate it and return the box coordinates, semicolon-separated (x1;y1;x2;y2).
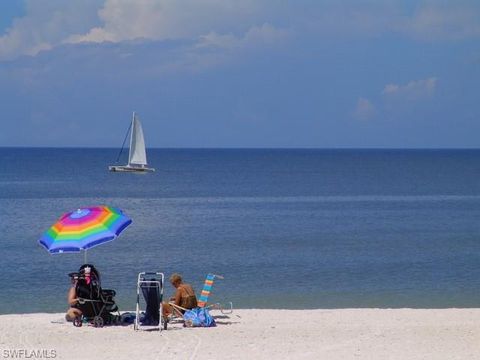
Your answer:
140;278;160;326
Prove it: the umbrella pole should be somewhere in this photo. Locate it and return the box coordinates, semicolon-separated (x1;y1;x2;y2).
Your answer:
84;249;87;264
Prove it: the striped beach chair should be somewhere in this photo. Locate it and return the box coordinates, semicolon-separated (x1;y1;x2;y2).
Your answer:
197;274;232;314
198;273;223;308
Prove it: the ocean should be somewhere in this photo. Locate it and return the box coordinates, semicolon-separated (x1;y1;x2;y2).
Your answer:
1;148;480;314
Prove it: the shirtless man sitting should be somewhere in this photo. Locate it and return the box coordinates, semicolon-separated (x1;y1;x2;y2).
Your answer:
162;273;197;317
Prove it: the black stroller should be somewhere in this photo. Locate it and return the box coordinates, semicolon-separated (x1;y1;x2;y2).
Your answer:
69;264;120;328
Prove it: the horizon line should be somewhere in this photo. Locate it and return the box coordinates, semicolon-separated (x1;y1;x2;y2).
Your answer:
1;146;480;150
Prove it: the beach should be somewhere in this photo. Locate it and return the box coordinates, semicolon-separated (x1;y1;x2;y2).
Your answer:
1;309;479;359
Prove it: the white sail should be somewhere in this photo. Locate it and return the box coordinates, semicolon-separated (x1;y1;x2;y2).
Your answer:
128;113;148;166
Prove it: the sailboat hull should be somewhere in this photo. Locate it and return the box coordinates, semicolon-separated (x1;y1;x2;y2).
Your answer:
109;165;155;173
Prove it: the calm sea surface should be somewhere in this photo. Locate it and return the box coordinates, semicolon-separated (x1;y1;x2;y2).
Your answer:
1;148;480;314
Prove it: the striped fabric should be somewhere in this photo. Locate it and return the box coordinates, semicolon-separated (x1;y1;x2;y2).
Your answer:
197;274;216;308
39;206;132;254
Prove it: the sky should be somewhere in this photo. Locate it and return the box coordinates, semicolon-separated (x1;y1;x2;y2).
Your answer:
0;0;479;148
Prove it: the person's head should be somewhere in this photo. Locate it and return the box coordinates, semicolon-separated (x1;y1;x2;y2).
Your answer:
79;264;100;280
170;273;183;288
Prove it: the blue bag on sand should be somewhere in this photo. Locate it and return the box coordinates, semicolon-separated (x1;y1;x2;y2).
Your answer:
183;307;216;327
120;312;136;325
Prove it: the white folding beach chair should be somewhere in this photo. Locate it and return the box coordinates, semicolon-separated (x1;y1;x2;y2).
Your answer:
134;272;164;331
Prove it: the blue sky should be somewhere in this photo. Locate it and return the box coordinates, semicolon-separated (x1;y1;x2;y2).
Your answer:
0;2;24;33
0;0;479;147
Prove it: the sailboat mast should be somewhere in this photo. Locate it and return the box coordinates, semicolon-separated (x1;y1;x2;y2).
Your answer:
128;112;135;166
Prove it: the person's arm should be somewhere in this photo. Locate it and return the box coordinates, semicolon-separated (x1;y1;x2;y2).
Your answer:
67;287;77;306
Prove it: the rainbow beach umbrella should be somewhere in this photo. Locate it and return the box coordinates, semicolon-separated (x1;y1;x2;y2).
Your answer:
39;206;132;257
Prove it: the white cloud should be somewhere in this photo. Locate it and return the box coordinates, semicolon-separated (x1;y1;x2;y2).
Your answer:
303;1;480;41
354;77;437;121
67;0;262;44
382;77;437;100
2;1;480;61
401;2;480;41
354;97;376;121
196;23;289;50
0;0;271;60
0;0;101;60
163;23;289;72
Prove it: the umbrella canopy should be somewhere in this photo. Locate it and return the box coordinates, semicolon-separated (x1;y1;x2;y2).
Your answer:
39;206;132;254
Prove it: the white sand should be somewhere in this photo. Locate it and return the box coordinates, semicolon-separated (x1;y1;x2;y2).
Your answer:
1;309;480;359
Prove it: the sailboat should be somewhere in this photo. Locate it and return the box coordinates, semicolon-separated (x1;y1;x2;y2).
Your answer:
108;112;155;173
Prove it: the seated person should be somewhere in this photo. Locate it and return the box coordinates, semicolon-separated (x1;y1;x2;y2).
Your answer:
162;273;198;317
65;273;82;321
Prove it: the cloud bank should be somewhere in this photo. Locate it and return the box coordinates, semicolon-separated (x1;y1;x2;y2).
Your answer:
383;77;437;100
0;0;101;60
354;77;438;121
1;1;480;61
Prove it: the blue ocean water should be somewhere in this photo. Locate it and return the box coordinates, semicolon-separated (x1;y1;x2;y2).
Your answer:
1;148;480;314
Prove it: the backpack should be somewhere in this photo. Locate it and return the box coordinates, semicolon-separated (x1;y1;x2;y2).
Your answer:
183;307;216;327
